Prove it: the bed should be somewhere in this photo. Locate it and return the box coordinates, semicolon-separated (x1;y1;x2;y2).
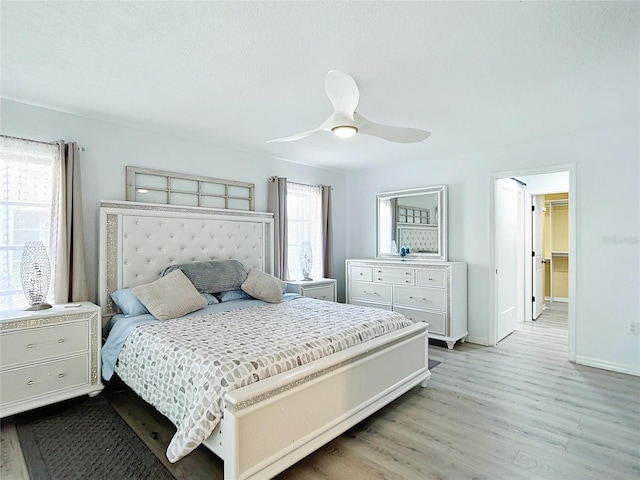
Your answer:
99;200;430;480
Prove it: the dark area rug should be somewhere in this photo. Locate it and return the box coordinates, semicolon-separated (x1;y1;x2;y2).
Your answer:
16;394;175;480
428;359;440;369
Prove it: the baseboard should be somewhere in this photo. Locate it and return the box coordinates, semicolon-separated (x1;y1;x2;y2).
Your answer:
575;356;640;377
545;296;568;303
465;335;489;346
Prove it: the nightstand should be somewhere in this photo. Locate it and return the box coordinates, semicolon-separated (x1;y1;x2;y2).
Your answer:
286;278;337;302
0;302;104;417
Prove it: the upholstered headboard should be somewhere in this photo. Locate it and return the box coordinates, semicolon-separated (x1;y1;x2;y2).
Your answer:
99;201;274;317
397;225;439;254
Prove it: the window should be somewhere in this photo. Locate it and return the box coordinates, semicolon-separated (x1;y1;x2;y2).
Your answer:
0;136;57;310
126;166;255;211
286;183;323;281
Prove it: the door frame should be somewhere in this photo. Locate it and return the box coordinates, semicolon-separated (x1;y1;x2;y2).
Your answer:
489;163;577;361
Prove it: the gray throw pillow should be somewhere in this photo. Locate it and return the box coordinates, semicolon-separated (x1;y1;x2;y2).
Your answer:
162;260;248;293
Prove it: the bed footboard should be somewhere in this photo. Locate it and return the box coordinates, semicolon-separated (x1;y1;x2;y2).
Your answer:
203;322;430;480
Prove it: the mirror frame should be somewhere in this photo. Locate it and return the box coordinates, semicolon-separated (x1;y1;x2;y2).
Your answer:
376;185;448;261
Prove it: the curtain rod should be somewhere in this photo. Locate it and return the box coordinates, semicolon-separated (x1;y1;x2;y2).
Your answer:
268;177;332;190
1;134;86;152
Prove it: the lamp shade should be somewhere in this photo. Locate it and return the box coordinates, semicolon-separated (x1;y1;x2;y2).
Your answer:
20;241;52;310
299;242;313;281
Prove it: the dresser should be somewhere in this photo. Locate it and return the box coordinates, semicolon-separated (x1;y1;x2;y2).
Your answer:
286;278;337;302
346;259;467;349
0;302;103;417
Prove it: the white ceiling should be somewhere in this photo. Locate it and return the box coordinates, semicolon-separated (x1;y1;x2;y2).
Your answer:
1;1;638;172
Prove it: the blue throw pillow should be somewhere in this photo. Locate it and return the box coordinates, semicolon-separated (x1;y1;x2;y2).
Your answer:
111;288;149;317
217;289;253;302
201;293;220;305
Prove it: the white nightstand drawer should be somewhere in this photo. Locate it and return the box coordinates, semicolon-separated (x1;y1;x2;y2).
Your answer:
350;266;373;282
1;322;88;368
0;355;89;405
350;281;392;304
303;285;335;301
416;269;447;288
394;307;447;336
394;286;446;311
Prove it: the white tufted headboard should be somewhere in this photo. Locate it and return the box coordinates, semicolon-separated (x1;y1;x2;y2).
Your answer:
99;200;274;317
397;225;439;254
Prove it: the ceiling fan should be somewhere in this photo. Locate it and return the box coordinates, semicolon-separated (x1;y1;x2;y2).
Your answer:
267;70;431;144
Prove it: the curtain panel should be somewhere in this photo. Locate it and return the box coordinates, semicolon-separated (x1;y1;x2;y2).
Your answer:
268;176;288;280
51;141;89;303
321;185;334;279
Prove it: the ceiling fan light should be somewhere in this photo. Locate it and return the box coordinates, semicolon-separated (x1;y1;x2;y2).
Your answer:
331;125;358;138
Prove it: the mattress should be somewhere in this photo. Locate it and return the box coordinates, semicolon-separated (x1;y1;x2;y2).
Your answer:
111;297;412;462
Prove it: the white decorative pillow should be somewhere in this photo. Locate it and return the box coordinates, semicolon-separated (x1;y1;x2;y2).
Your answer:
133;269;207;321
241;268;286;304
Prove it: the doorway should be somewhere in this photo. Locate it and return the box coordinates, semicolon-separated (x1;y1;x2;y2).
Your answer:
490;165;576;361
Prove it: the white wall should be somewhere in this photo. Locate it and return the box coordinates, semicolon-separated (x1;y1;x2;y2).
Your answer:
347;123;640;375
1;99;348;302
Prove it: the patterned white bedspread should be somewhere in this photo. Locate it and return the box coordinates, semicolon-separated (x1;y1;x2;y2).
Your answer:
115;297;413;462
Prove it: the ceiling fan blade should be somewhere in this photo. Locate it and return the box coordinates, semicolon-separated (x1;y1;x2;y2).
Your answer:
354;113;431;143
325;70;359;118
267;114;334;143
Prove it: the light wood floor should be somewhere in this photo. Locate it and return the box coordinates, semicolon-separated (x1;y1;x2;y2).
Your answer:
2;303;639;479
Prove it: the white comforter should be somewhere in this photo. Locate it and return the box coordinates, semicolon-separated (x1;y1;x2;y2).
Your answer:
115;297;412;462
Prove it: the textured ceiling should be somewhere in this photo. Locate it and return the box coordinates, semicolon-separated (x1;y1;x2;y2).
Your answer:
1;2;638;171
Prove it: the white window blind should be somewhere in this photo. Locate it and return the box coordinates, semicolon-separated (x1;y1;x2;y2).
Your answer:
286;182;323;281
0;136;57;311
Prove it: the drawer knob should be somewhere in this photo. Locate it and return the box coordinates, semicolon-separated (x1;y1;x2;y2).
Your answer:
58;373;65;378
359;272;363;276
58;339;64;343
27;380;34;386
429;278;435;281
26;344;33;349
405;280;410;283
363;291;379;296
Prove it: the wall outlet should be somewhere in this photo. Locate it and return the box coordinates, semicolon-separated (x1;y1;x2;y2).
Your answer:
628;322;640;336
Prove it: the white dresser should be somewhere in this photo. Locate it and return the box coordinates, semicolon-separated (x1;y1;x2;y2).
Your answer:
346;259;467;349
286;278;337;302
0;302;103;417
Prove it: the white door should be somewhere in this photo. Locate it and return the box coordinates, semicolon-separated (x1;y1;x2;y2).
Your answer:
495;178;523;343
532;195;545;319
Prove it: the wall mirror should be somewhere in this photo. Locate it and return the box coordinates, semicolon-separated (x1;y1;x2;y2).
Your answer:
376;185;447;261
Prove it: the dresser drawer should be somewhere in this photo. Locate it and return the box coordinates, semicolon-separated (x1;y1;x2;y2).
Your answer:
0;355;89;405
416;269;447;288
393;307;447;336
350;265;373;282
349;281;392;304
1;322;88;368
349;300;393;311
303;284;335;301
373;266;414;278
394;286;446;311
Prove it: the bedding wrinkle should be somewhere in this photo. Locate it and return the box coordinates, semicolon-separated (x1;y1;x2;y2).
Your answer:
112;297;412;462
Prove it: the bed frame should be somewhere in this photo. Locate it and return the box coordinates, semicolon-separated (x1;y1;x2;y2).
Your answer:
99;200;430;479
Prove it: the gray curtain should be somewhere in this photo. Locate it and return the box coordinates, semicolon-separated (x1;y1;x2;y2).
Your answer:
268;176;288;280
51;141;89;303
321;185;334;279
